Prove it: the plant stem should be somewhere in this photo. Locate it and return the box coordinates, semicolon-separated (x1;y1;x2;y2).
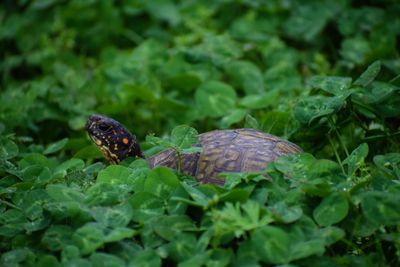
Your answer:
328;116;350;158
328;134;346;175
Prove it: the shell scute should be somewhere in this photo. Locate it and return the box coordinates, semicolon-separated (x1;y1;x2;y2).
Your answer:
147;128;301;185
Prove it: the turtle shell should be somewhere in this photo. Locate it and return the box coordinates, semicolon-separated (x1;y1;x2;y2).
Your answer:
147;128;301;185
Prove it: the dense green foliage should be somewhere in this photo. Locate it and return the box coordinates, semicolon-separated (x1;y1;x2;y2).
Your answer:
1;0;400;266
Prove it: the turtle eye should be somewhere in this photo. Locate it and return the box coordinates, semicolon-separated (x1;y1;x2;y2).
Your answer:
98;123;112;132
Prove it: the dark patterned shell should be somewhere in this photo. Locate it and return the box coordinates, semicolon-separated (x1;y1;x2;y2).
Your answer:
147;128;301;185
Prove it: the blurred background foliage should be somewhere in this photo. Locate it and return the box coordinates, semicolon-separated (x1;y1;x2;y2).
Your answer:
1;0;399;162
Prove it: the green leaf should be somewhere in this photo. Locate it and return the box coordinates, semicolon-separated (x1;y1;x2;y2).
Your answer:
97;165;132;185
284;2;340;41
41;225;74;251
61;245;80;262
0;248;33;267
144;167;181;199
251;225;290;264
180;182;210;207
343;143;369;176
21;165;51;182
91;203;133;228
269;202;303;224
195;81;237;118
43;138;69;155
340;36;371;65
36;255;60;267
354;61;381;86
152;215;196;241
212;201;274;239
307;76;352;96
54;158;85;178
130;192;165;222
85;183;130;206
360;191;400;226
244;114;260;129
0;137;19;160
46;184;85;203
171;125;199;149
294;95;348;124
105;227;136;243
144;0;181;26
313;193;349;226
239;90;280;109
225;60;265;94
220;108;247;128
319;226;345;246
90;253;125;267
72;223;105;255
128;249;161;267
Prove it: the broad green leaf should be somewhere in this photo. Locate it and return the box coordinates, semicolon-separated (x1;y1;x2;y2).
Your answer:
91;203;133;228
63;258;92;267
313;193;349;226
340;36;371;65
360;191;400;226
225;60;265;94
0;137;19;160
319;226;345;246
0;248;33;267
186;34;242;67
144;0;181;26
61;245;80;262
130;192;165;222
105;227;136;243
195;81;237;118
354;61;381;86
171;125;199;149
290;239;325;262
85;183;130;206
36;255;60;267
97;165;131;185
0;209;26;236
269;202;303;224
244;114;260;129
235;239;260;267
43;138;69;155
251;225;290;264
72;223;105;255
54;158;85;178
373;153;400;179
239;91;280;109
294;95;348;124
144;167;181;199
343;143;368;176
220;108;247;128
19;153;56;170
41;225;74;251
284;2;341;41
46;184;85;203
307;76;352;95
264;63;302;91
152;215;196;241
128;249;161;267
21;165;51;182
90;253;125;267
159;232;199;262
180;182;210;207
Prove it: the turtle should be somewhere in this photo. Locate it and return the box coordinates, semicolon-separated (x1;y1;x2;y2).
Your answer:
85;114;302;185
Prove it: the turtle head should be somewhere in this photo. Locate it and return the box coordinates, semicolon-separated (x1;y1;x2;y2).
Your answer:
85;114;143;163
